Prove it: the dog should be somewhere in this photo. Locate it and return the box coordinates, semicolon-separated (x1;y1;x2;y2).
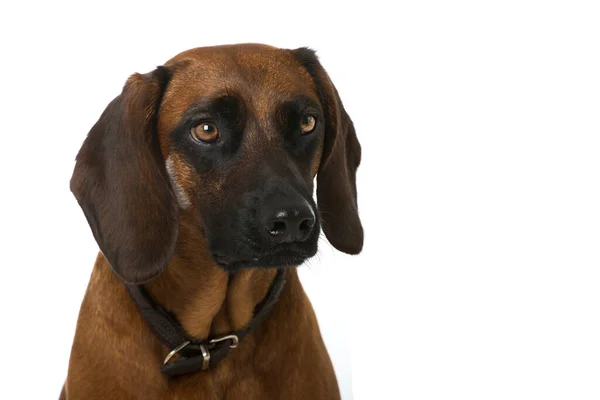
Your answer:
62;43;362;399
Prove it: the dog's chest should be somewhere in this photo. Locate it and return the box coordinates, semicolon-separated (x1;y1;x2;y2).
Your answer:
165;368;275;399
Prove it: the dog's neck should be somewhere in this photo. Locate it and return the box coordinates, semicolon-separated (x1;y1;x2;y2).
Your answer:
144;214;279;340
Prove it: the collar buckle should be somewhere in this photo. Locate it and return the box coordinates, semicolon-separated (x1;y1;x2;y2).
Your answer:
210;334;239;349
163;340;190;365
163;341;211;371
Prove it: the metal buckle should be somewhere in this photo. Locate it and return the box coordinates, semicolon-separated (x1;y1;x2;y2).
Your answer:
198;344;210;370
162;335;237;372
163;341;211;371
163;341;190;365
209;334;239;349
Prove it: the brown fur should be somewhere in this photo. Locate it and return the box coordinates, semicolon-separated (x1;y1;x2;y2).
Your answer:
63;44;362;399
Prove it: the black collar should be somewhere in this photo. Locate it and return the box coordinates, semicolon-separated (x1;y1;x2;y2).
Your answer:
126;269;286;377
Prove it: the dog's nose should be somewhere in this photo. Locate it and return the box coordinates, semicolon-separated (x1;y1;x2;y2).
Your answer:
264;202;316;244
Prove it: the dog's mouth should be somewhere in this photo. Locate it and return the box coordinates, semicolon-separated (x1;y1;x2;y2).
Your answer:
212;245;315;271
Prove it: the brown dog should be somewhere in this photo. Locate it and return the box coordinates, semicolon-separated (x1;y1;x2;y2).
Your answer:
62;43;362;399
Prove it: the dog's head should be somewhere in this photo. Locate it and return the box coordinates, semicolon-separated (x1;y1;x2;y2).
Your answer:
71;44;362;284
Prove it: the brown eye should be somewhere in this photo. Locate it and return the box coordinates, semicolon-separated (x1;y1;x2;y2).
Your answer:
300;114;317;134
191;121;219;143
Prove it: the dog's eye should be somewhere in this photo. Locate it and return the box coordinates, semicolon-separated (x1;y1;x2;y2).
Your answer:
300;114;317;134
191;121;219;143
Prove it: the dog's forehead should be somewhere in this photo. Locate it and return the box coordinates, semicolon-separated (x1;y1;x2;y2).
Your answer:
159;44;318;134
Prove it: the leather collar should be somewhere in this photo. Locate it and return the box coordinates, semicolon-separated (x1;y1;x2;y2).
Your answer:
126;269;286;377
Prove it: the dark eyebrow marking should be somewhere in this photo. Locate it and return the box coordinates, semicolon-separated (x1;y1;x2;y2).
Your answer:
278;95;323;117
179;94;244;124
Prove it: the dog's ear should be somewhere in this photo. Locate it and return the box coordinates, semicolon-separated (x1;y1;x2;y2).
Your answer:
70;67;179;284
292;48;363;254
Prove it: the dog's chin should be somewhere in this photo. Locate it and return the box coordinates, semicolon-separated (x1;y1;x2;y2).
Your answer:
212;247;315;272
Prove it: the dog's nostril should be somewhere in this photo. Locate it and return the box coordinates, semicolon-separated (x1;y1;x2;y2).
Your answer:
268;220;287;236
299;218;314;233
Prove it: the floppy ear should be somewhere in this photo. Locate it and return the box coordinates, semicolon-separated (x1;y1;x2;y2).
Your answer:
292;48;363;254
70;67;179;284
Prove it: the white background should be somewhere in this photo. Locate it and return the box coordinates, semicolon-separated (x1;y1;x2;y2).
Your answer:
1;1;599;399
